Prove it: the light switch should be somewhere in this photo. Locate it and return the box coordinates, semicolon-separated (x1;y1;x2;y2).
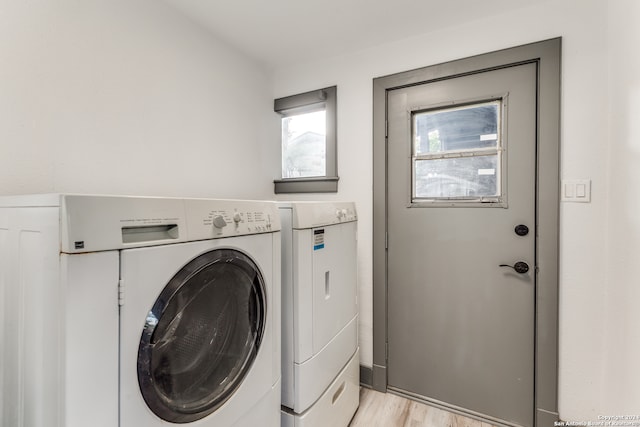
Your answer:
562;179;591;203
564;183;575;198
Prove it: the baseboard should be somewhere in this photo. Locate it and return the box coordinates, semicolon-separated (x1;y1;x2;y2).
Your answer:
537;408;560;427
359;365;373;388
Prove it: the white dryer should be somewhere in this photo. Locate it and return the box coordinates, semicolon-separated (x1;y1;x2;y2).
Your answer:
278;202;359;427
0;194;281;427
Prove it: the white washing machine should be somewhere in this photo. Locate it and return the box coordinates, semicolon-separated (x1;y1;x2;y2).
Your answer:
0;194;281;427
278;202;359;427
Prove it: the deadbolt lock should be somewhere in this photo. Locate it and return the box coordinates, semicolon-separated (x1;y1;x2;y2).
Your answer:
514;224;529;236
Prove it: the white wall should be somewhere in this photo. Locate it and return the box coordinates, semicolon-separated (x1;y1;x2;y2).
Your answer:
271;0;628;419
0;0;275;200
604;0;640;412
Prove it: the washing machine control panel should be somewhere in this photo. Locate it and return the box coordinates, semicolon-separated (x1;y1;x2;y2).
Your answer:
185;199;281;239
58;195;280;253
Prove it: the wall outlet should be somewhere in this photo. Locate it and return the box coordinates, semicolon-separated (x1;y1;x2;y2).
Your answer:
561;179;591;203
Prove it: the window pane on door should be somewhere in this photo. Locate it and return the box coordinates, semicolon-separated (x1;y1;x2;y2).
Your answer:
412;99;503;204
414;101;500;155
414;155;499;199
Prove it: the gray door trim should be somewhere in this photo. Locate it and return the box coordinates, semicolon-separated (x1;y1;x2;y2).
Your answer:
372;38;561;426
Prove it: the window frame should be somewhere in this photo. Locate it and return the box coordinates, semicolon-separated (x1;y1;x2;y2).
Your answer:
274;86;338;194
409;96;509;208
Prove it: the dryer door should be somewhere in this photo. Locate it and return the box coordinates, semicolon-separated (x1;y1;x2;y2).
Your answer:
137;248;266;423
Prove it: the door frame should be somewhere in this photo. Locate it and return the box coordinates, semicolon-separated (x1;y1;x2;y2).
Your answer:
372;38;561;427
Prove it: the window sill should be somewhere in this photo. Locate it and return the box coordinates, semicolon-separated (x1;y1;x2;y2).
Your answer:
274;176;339;194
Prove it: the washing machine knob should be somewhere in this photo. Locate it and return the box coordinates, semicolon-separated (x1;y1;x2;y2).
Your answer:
233;212;242;223
212;215;227;229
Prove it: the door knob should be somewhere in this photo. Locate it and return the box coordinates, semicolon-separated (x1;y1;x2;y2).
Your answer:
499;261;530;274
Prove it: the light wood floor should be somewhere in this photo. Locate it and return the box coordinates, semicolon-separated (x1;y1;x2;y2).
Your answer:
349;388;497;427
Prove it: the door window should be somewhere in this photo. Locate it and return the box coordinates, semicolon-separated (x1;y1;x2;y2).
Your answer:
137;249;266;423
412;100;504;204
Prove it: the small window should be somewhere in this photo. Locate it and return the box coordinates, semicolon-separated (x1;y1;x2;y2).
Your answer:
411;99;505;206
274;86;338;193
282;109;326;178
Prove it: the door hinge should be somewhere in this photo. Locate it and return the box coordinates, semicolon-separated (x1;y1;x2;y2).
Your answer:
385;120;388;138
385;342;389;361
385;232;388;249
118;279;125;306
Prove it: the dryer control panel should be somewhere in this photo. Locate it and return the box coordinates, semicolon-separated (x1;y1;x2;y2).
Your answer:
280;201;357;230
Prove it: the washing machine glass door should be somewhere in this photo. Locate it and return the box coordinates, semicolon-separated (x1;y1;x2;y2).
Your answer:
137;249;266;423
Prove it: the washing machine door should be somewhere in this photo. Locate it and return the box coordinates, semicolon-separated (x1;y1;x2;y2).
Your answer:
137;248;266;423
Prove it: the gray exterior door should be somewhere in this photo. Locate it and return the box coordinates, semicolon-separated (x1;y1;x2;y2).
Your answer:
386;62;537;426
